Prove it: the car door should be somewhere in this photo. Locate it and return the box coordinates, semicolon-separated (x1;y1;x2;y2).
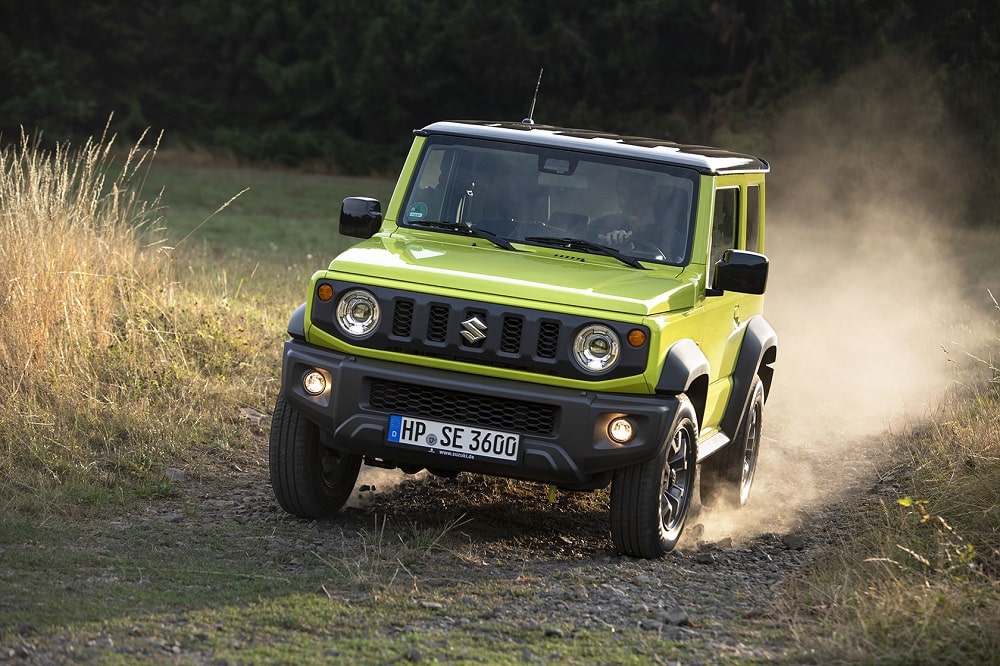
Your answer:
698;177;752;432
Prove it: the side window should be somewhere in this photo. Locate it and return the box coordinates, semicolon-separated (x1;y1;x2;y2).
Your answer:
746;184;760;253
711;187;739;282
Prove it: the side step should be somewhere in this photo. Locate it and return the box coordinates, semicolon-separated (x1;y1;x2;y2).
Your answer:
696;431;731;463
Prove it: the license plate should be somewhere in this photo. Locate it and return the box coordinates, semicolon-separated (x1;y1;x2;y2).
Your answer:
387;415;520;463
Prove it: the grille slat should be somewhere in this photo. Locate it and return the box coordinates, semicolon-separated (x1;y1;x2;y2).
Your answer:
536;320;560;358
369;380;557;436
500;316;523;354
392;300;414;337
427;305;449;341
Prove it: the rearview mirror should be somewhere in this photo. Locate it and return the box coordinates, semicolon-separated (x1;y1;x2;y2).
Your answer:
712;250;769;295
340;197;382;238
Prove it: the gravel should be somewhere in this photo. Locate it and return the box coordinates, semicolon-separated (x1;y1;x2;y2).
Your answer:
3;437;898;664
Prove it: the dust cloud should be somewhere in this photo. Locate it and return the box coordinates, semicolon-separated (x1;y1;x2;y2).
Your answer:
347;467;426;508
699;52;993;541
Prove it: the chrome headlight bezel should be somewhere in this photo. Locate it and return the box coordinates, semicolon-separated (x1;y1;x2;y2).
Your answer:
335;289;380;338
572;324;622;374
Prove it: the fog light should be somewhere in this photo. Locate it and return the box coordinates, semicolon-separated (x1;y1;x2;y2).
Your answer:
302;370;327;396
608;417;635;444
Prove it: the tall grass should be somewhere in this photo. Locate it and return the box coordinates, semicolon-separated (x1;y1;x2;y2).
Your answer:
0;128;280;512
1;129;160;390
778;299;1000;664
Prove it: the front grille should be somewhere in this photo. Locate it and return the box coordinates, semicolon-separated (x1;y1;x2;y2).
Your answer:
310;281;650;381
390;303;561;361
368;379;558;436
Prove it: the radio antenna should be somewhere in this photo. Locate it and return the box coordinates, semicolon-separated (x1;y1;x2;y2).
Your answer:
522;68;544;125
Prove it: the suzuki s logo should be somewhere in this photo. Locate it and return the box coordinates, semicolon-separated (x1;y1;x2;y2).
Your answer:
460;316;487;343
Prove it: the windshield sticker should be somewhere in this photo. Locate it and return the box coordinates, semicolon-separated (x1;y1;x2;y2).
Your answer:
407;202;429;220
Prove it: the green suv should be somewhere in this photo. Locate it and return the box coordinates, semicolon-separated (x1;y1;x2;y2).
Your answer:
269;120;777;558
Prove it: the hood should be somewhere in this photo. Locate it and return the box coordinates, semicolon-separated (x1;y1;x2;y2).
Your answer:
327;234;697;316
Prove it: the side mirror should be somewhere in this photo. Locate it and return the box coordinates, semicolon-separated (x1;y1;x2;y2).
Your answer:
712;250;769;295
340;197;382;238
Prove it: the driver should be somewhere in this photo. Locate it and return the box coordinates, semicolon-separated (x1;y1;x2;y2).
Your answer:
594;170;661;248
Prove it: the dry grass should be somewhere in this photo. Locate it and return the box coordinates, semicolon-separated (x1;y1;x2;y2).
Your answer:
777;303;1000;664
1;128;162;394
0;127;281;512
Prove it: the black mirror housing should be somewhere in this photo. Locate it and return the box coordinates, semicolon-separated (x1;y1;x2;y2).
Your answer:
713;250;769;295
340;197;383;238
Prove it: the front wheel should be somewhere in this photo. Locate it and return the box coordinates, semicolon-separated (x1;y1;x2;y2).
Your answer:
610;398;698;558
269;395;361;518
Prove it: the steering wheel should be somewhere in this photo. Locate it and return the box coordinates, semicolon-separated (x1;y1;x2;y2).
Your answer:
590;213;672;261
624;236;666;260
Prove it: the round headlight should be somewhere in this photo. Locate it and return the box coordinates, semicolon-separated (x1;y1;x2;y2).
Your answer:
572;324;621;374
336;289;380;338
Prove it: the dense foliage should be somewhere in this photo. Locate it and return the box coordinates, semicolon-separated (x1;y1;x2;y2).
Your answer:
1;1;997;180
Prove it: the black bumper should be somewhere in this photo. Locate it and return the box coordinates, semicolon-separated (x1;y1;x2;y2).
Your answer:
280;339;681;488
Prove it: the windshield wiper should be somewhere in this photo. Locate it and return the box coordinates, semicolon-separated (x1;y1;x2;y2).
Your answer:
407;220;517;251
523;236;646;269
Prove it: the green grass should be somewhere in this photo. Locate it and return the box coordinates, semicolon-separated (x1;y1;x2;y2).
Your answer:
144;157;394;258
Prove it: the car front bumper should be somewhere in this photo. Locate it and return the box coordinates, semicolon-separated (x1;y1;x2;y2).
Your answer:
280;339;681;489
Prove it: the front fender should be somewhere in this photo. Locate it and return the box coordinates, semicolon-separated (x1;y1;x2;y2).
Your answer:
287;303;307;340
655;338;710;429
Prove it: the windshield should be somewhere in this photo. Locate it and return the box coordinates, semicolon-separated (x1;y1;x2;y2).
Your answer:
399;135;699;266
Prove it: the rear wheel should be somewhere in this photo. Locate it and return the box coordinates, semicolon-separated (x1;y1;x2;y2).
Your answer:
701;376;764;510
610;398;698;558
269;395;361;518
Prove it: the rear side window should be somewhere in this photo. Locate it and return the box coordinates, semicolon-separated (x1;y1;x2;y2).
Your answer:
746;185;760;253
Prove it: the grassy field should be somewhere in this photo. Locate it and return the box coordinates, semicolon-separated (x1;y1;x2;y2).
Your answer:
145;154;394;257
1;135;998;663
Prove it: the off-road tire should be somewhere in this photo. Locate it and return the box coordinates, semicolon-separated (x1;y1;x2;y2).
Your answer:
269;395;361;518
701;376;764;510
610;397;698;558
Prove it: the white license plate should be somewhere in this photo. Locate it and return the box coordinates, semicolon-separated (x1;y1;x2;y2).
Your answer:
387;415;520;463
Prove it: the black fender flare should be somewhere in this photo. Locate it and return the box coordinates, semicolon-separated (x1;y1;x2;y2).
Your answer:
287;303;307;340
719;315;777;439
655;338;710;429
